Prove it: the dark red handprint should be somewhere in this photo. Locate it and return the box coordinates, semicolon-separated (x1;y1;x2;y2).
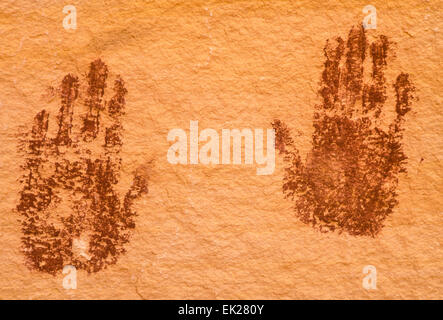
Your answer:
17;59;148;274
273;26;415;237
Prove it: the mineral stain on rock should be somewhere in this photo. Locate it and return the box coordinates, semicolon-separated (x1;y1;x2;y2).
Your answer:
17;59;148;274
272;26;415;237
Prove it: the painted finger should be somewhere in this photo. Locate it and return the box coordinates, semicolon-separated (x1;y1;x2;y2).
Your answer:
21;109;49;184
82;59;108;141
108;76;127;119
384;73;414;182
394;73;414;118
272;119;295;154
340;25;367;115
121;173;148;228
104;76;127;174
271;119;304;178
362;36;389;117
104;76;127;150
318;36;344;112
55;74;79;146
29;109;49;154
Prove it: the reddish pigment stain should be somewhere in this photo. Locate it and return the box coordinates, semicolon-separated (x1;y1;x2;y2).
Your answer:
272;26;415;237
17;59;148;274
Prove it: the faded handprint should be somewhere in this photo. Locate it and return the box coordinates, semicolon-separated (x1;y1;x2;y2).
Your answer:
17;59;148;274
272;26;415;237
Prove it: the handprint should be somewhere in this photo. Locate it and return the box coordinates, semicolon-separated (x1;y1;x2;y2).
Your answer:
272;26;415;237
17;59;148;274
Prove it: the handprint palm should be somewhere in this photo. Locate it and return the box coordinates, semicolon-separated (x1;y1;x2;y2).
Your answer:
272;26;414;236
17;59;148;273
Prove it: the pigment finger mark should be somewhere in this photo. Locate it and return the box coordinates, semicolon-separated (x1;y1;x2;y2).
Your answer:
271;119;305;203
122;172;149;229
108;76;127;118
104;76;127;174
319;37;344;112
370;36;389;79
271;119;294;154
104;124;123;151
105;76;127;150
394;73;414;118
362;36;389;117
55;74;79;146
82;59;108;141
388;73;415;144
341;25;366;115
29;110;49;154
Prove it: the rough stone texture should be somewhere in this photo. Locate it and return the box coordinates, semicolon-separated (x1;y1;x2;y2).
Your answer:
0;0;441;299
